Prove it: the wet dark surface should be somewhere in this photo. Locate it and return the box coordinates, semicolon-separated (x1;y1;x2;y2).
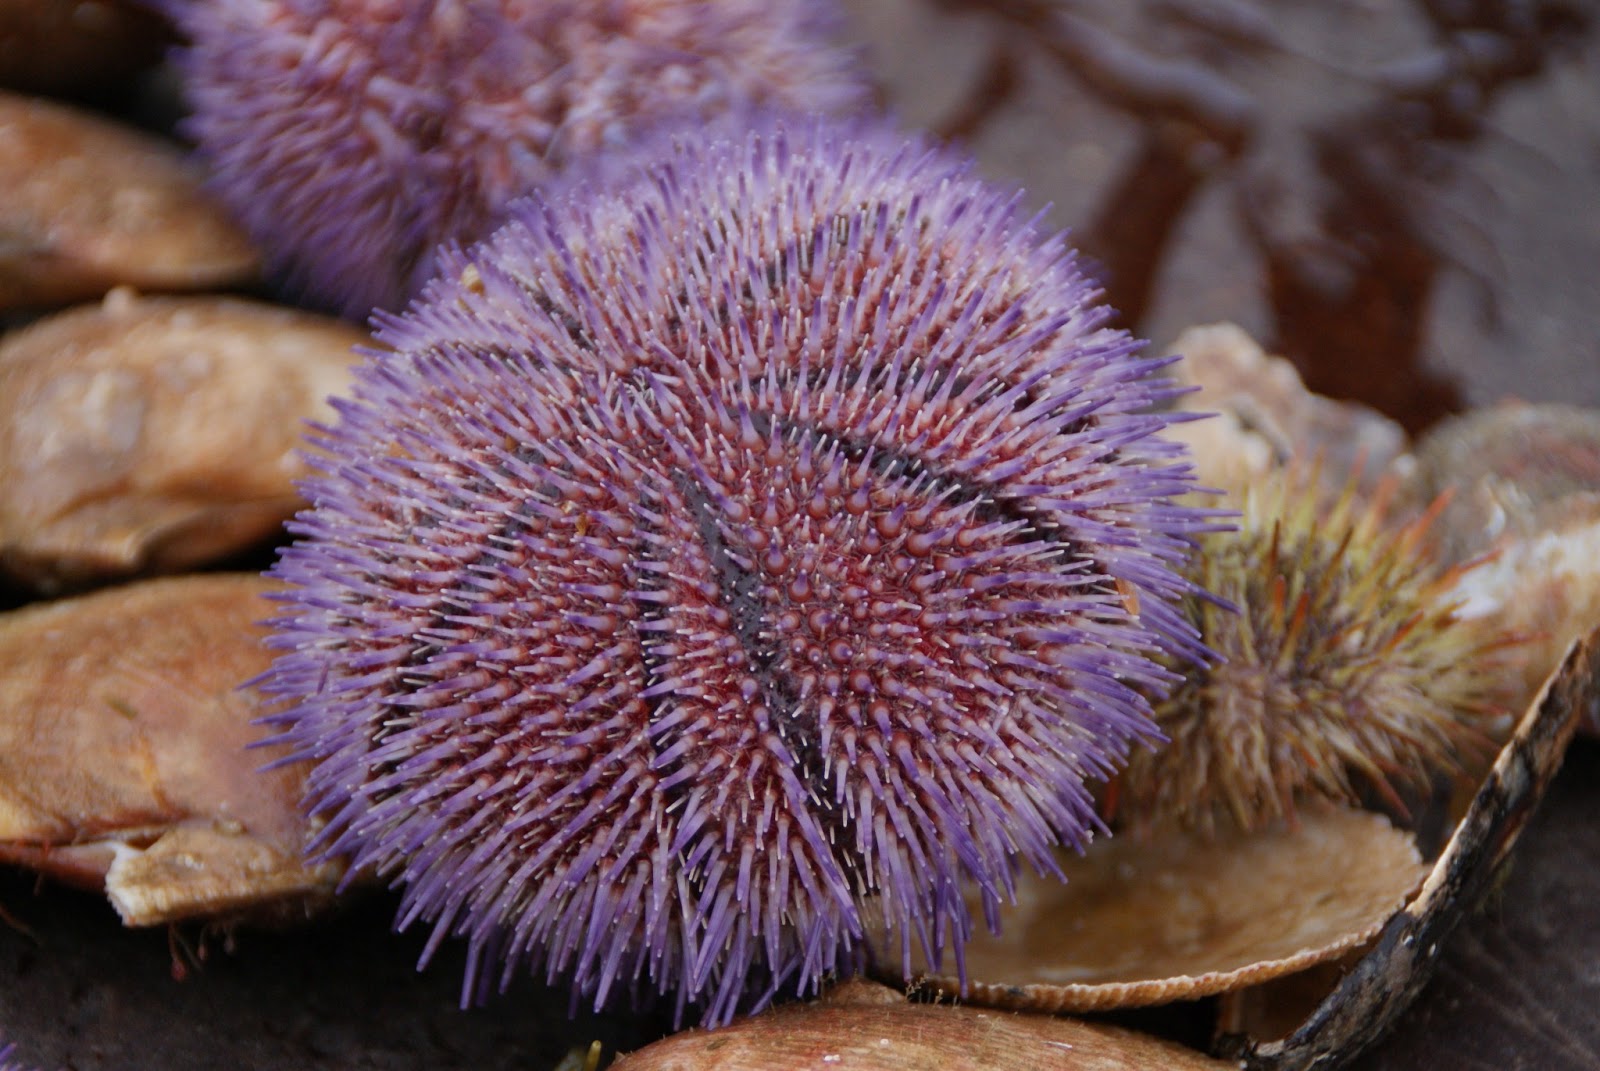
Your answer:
3;0;1600;1068
1352;740;1600;1071
850;0;1600;432
0;874;671;1070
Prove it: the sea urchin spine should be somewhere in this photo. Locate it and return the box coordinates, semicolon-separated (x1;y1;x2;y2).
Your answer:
260;114;1213;1024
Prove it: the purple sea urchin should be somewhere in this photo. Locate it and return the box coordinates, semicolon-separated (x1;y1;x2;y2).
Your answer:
260;115;1212;1024
171;0;868;317
1117;473;1506;835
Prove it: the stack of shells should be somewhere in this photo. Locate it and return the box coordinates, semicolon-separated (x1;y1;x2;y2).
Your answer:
0;0;1526;1063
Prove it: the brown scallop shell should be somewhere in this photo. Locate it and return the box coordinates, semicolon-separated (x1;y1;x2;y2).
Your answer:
0;573;339;926
0;90;258;309
1224;626;1596;1068
0;289;361;592
610;979;1239;1071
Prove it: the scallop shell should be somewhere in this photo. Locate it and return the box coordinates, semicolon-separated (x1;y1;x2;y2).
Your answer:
0;573;340;926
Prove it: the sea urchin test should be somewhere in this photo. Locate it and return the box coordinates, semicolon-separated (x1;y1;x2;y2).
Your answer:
259;115;1213;1024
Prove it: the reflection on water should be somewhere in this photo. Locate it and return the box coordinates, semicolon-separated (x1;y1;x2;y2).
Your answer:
850;0;1597;431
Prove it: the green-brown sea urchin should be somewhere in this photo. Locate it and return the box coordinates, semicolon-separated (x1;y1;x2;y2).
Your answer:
168;0;868;317
1117;473;1505;835
260;115;1214;1024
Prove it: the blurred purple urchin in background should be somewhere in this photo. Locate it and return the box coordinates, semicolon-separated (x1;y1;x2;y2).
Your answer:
259;113;1214;1025
169;0;868;318
0;1041;36;1071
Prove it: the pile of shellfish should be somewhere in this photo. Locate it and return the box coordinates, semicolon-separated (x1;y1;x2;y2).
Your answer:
4;1;1599;1069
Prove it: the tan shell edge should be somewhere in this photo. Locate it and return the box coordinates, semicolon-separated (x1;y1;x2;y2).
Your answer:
611;979;1240;1070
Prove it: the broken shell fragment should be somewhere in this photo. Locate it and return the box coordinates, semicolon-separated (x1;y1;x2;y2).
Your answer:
1227;626;1598;1070
0;289;361;592
875;808;1426;1014
0;573;340;926
1164;323;1411;493
0;90;258;309
609;979;1238;1070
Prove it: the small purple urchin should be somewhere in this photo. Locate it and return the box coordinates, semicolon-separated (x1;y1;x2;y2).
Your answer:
171;0;868;317
260;113;1213;1025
